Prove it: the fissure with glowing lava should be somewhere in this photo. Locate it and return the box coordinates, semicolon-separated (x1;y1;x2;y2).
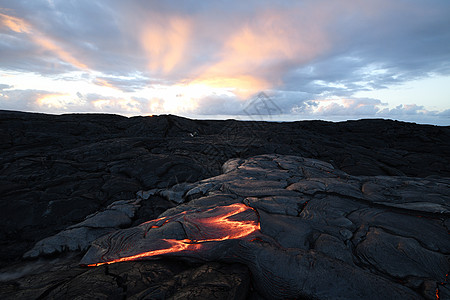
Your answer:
84;203;261;267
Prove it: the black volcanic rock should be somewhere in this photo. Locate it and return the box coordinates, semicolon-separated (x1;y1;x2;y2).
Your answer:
23;199;141;258
0;256;250;299
72;154;448;299
0;110;449;299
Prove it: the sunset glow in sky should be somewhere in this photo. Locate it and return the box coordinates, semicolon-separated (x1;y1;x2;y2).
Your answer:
1;0;449;124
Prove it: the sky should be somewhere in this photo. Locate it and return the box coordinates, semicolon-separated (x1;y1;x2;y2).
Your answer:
0;0;449;125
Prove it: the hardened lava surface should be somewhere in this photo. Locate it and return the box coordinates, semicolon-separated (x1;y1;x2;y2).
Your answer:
2;111;449;266
12;154;447;299
1;111;450;299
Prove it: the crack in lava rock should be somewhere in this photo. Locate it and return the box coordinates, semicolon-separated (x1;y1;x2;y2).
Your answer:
80;203;261;266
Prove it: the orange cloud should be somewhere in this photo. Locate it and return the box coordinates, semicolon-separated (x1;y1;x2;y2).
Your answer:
36;93;72;109
220;13;327;71
33;36;88;70
189;75;270;99
0;12;30;33
93;78;116;89
140;17;191;74
168;2;390;102
186;8;330;99
1;11;87;70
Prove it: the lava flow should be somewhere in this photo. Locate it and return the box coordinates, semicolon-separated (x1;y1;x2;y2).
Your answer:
83;203;261;267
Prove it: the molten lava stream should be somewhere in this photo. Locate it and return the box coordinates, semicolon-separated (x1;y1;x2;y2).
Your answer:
86;203;261;267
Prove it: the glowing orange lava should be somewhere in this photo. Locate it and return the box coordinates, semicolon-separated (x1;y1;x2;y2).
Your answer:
87;203;260;267
87;239;202;267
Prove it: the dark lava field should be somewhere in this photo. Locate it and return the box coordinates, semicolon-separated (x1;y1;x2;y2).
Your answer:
0;110;449;299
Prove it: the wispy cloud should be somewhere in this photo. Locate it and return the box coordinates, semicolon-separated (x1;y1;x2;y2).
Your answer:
0;12;30;33
0;10;88;71
140;16;192;75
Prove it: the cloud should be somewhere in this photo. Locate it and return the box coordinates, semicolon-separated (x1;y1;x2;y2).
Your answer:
3;1;450;83
286;96;449;125
188;94;244;115
0;12;30;33
0;9;88;72
438;109;450;118
186;5;332;98
86;94;145;113
0;88;147;114
0;89;63;111
0;0;449;124
379;104;429;116
0;83;12;90
140;16;192;75
313;98;386;116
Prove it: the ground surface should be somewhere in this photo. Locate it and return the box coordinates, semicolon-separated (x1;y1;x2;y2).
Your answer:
0;110;449;299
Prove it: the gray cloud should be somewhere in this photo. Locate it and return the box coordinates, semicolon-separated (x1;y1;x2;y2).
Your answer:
438;109;450;118
0;84;11;90
3;1;449;79
92;76;151;93
0;89;53;111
